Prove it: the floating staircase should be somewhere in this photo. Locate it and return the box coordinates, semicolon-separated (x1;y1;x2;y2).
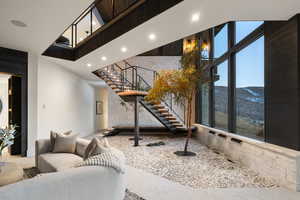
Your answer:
94;61;187;133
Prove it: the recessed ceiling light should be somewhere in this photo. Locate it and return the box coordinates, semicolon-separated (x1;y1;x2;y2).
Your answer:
101;56;107;61
149;33;156;41
121;47;127;52
87;63;92;67
79;37;83;41
191;13;200;22
10;20;27;27
92;21;97;26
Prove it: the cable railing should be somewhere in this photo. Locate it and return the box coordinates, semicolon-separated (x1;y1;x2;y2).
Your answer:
96;61;186;125
54;0;145;48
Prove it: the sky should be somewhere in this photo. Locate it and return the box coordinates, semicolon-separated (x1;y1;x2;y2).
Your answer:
214;21;264;88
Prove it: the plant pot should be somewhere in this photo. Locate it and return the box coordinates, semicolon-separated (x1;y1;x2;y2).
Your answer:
0;152;7;168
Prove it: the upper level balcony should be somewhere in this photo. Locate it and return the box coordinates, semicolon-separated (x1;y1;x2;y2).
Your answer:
43;0;183;61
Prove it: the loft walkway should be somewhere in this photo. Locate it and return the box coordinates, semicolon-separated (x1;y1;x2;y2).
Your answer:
42;0;183;61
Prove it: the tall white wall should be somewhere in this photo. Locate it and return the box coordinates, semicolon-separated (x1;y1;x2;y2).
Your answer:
0;75;9;128
27;53;38;156
95;87;109;131
37;58;96;140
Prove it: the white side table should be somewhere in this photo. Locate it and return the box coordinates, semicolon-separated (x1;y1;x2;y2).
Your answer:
0;162;24;186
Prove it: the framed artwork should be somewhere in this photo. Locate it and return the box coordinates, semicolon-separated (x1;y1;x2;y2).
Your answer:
96;101;103;115
0;98;2;114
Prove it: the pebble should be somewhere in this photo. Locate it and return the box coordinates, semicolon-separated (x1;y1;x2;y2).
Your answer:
107;135;278;189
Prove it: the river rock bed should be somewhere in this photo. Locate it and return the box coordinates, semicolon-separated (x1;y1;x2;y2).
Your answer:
106;135;278;189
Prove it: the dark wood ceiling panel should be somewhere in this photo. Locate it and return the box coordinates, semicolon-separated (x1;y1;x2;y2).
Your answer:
76;0;183;59
95;0;114;23
43;0;183;61
113;0;137;15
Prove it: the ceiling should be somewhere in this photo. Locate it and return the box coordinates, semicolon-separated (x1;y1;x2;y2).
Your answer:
0;0;94;54
1;0;300;81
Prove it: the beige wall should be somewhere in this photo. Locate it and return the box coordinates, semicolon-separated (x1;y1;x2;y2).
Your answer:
95;87;109;131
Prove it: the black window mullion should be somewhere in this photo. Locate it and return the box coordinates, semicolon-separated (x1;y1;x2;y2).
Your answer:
196;33;202;124
209;28;215;127
204;24;264;71
75;24;77;46
228;22;236;133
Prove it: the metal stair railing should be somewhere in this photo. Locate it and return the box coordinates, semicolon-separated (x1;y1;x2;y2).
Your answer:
95;61;186;126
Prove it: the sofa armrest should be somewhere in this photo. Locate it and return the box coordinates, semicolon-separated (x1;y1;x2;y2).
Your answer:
35;139;51;167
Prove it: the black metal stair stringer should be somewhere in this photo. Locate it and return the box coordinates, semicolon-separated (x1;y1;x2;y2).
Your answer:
139;99;177;132
93;62;186;133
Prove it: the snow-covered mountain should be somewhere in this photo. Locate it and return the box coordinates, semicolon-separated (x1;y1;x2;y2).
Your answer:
215;86;264;124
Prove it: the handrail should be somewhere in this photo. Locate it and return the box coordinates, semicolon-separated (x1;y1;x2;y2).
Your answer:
124;60;157;72
96;61;186;125
162;95;185;124
55;0;145;48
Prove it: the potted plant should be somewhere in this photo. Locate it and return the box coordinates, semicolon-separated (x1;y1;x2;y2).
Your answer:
146;39;209;156
0;125;17;166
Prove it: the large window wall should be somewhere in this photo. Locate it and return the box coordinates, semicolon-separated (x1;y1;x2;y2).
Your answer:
198;21;265;141
236;36;264;139
214;60;228;130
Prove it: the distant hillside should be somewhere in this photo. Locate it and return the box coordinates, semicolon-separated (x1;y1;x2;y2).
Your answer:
215;86;264;124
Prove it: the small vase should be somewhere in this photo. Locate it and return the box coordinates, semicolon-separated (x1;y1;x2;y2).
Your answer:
0;151;6;167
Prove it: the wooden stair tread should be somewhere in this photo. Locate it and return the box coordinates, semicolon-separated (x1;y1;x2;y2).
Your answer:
118;90;148;97
173;124;184;127
97;68;187;134
161;113;172;116
153;105;165;109
165;116;176;120
172;123;182;126
169;120;180;123
158;109;169;113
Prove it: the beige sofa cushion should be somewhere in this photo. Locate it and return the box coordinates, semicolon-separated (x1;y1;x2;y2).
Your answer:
38;153;83;173
75;138;90;157
53;133;78;153
50;130;72;151
84;137;110;160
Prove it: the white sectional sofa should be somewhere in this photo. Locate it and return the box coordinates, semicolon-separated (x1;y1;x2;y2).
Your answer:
0;138;126;200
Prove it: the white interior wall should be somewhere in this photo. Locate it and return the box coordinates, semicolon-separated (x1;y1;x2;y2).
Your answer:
26;55;183;155
95;87;109;131
0;75;9;128
36;58;96;140
27;53;38;156
27;54;98;157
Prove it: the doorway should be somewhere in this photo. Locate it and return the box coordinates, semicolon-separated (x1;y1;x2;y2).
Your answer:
0;47;28;156
0;73;22;155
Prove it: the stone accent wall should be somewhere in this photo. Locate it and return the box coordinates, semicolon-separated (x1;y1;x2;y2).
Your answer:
194;124;300;191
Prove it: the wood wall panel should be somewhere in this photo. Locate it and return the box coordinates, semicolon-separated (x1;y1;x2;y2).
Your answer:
0;47;28;156
265;15;300;150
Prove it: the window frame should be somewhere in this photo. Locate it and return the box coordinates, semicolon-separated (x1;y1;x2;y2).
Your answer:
197;21;265;141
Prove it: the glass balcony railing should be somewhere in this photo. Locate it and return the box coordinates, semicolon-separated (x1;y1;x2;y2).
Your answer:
54;0;142;48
